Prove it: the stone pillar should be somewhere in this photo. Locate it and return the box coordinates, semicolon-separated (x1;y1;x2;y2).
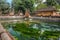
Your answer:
9;9;14;16
0;11;2;16
53;11;56;16
18;10;23;16
19;12;23;16
24;9;31;18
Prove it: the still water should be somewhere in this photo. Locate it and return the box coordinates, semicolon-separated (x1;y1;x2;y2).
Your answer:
1;19;60;40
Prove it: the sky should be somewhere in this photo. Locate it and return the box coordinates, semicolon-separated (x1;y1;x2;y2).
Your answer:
6;0;12;4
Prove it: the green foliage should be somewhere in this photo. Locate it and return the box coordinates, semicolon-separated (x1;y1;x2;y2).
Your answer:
56;0;60;5
12;23;40;39
2;22;60;40
0;0;10;14
45;0;60;9
36;4;47;10
14;36;18;40
1;22;10;29
33;0;47;11
34;0;42;4
43;31;60;38
12;0;35;14
46;0;57;6
55;5;60;9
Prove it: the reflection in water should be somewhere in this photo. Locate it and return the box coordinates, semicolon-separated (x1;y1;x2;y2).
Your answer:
2;21;60;40
8;27;36;40
32;24;39;29
8;27;21;40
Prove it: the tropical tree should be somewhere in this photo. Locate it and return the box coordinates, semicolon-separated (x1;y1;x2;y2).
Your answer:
35;3;47;10
46;0;58;6
0;0;10;15
56;0;60;5
12;0;35;14
45;0;60;10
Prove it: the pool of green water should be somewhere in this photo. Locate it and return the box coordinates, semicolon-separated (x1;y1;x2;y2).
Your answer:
1;21;60;40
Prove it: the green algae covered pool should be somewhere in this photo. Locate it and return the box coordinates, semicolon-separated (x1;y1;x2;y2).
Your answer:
1;20;60;40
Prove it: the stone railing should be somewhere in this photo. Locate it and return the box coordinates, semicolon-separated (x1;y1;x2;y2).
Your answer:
0;23;15;40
